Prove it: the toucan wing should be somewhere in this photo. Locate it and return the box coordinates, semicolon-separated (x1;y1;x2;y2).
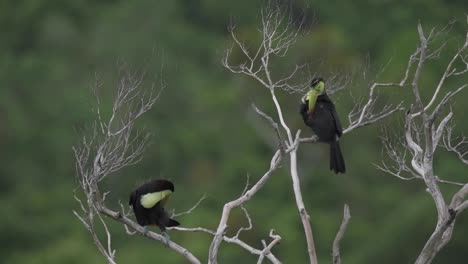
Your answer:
129;191;137;206
331;109;343;137
140;190;173;209
299;101;309;123
319;94;343;137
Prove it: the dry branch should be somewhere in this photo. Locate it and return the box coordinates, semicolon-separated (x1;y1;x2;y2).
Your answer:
208;150;283;264
332;204;351;264
376;21;467;264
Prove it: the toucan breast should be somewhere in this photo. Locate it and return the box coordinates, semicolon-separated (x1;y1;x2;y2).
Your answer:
140;190;172;209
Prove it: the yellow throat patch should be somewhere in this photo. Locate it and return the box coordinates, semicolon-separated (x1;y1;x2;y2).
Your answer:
140;190;172;208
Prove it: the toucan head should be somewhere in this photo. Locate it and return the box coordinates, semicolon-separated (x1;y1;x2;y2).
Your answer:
153;179;175;192
310;77;322;86
310;77;325;93
302;77;325;103
162;180;175;192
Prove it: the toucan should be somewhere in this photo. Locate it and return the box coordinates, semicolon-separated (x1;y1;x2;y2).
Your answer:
129;179;180;237
300;77;346;174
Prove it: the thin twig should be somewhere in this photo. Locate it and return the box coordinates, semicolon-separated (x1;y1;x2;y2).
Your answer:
172;194;207;218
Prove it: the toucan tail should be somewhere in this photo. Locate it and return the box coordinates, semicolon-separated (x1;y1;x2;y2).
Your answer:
330;140;346;174
167;218;180;227
157;218;180;232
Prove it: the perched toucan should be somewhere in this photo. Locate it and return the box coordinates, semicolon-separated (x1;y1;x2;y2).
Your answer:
300;77;346;174
129;179;180;233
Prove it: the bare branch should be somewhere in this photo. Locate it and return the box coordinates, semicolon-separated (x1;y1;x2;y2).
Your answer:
424;31;468;111
208;150;283;264
376;128;423;180
224;235;281;264
344;102;403;134
269;89;294;143
73;210;91;230
450;184;468;210
298;134;319;144
172;226;281;264
95;206;116;260
377;20;468;264
252;103;286;151
429;84;467;124
235;206;254;238
332;204;351;264
257;230;282;264
330;52;411;136
404;112;424;175
222;3;305;95
455;200;468;213
98;206;201;264
443;124;468;165
411;23;429;112
433;112;453;151
171;194;207;218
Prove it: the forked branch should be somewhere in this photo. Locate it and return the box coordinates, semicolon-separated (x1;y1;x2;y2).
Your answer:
208;150;283;264
377;21;467;264
332;204;351;264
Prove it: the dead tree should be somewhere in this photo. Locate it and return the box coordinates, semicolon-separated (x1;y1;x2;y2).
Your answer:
377;21;468;264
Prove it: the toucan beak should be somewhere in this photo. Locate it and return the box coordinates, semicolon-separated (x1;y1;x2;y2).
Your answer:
301;94;307;103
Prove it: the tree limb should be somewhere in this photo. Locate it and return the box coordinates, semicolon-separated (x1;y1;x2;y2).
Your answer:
332;204;351;264
208;150;283;264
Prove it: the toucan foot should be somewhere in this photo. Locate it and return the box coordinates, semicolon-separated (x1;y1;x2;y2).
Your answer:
143;226;149;236
162;231;171;246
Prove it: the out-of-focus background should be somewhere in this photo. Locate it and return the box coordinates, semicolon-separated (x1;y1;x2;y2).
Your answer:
1;0;467;263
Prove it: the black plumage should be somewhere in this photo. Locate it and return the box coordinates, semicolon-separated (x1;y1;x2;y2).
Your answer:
300;79;346;174
129;179;180;231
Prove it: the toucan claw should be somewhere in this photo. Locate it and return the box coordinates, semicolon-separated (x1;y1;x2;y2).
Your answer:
162;231;171;246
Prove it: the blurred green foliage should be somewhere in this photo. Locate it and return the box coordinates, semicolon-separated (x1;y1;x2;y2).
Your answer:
1;0;467;263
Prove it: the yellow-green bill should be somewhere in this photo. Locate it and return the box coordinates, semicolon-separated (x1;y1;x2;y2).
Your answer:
140;190;172;209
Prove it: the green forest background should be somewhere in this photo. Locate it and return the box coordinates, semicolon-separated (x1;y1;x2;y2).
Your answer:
1;0;467;263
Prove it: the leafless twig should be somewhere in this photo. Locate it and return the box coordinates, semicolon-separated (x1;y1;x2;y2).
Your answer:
332;204;351;264
442;124;468;165
172;226;281;264
258;230;282;264
171;194;207;218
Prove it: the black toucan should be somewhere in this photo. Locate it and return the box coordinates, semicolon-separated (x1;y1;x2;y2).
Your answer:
129;179;180;234
300;77;346;174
